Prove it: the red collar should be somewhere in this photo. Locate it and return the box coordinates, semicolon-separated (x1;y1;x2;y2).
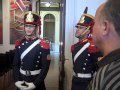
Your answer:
25;36;37;41
79;38;88;44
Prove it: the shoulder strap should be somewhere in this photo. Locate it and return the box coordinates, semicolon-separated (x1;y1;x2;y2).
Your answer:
74;42;90;62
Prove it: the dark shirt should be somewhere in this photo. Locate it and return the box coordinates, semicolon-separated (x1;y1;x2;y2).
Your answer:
88;48;120;90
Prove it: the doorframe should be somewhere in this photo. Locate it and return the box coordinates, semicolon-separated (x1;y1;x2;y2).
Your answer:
59;0;66;90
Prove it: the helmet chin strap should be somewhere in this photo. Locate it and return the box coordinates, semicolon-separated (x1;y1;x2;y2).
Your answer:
78;26;91;39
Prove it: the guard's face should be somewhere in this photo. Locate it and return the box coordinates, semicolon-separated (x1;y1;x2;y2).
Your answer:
75;25;90;38
24;24;36;36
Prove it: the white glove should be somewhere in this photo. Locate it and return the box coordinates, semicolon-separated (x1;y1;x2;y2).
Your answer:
23;82;36;90
15;81;27;89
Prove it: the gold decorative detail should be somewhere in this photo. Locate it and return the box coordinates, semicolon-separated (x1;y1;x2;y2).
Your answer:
26;11;34;22
80;15;85;24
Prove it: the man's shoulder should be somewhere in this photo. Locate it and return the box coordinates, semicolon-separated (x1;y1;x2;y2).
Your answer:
97;61;120;80
39;38;50;49
96;62;120;89
106;60;120;72
15;40;20;48
15;38;25;48
87;38;100;53
71;42;80;52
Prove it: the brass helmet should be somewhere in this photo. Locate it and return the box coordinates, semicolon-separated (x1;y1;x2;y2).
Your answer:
24;11;41;35
24;11;40;25
75;13;94;31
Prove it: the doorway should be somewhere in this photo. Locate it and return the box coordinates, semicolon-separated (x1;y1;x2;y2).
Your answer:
43;14;55;43
36;0;66;90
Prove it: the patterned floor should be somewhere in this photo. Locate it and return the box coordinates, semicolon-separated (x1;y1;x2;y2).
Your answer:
45;52;59;90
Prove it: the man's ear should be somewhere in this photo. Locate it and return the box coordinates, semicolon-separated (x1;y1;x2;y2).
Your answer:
102;20;110;36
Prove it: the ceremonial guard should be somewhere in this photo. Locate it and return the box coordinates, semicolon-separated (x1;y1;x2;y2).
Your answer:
13;10;51;90
71;11;102;90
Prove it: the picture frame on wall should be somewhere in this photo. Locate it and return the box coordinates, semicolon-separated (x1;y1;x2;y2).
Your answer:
0;0;3;44
10;0;30;44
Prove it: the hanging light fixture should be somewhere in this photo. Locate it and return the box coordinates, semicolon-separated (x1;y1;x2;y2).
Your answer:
45;2;51;7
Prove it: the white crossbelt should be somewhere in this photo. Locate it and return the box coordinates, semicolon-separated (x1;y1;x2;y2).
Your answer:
21;39;40;60
74;42;90;62
20;68;41;76
77;73;92;78
73;72;92;78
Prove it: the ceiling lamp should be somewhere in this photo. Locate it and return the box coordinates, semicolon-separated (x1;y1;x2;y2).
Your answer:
45;2;51;7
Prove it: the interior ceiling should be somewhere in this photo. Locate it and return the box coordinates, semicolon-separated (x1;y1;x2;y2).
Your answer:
40;0;61;7
40;0;61;3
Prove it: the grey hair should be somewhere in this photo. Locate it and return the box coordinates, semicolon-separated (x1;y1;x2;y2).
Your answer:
100;0;120;36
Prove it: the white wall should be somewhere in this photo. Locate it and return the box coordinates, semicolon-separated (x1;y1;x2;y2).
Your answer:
0;0;15;53
65;0;106;60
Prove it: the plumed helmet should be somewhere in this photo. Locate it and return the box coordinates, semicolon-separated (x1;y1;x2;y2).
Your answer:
24;11;41;26
75;14;94;30
24;11;41;35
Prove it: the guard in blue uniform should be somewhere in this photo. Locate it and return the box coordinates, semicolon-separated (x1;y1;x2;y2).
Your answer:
13;11;51;90
71;13;102;90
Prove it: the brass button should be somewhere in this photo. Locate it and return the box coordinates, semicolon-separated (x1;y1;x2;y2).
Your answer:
37;61;39;63
83;68;86;70
38;56;40;58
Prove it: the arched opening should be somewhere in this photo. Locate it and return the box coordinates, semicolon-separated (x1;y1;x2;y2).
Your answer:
43;14;55;43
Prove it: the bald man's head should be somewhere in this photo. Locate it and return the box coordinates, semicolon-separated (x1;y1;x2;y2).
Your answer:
97;0;120;36
95;3;105;25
